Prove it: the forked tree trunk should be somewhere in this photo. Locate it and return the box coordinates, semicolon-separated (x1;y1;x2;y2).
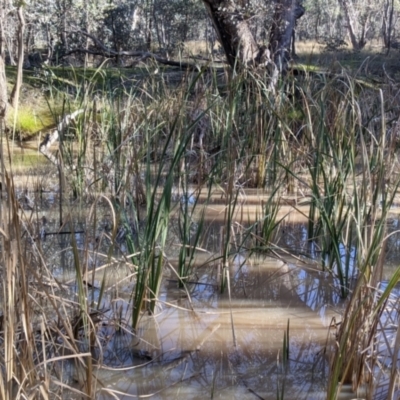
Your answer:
338;0;370;50
202;0;304;84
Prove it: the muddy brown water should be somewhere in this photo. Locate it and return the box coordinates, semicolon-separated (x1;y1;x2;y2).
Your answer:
6;165;400;399
60;257;336;400
85;268;395;400
19;192;339;399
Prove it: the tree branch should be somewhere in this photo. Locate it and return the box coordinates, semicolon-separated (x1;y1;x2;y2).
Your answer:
61;30;213;70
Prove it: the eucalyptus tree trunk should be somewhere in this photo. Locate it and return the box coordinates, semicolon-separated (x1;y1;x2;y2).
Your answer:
382;0;395;53
10;5;25;109
45;22;54;62
83;0;89;67
0;0;7;122
202;0;304;83
338;0;370;50
202;0;260;68
0;53;6;121
145;0;153;51
269;0;305;83
58;0;69;53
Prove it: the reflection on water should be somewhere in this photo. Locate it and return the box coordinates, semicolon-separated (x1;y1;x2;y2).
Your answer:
41;220;337;398
8;184;400;399
80;257;337;400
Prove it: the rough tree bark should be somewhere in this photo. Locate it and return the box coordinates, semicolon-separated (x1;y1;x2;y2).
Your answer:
269;0;305;73
202;0;260;68
202;0;305;85
59;0;69;53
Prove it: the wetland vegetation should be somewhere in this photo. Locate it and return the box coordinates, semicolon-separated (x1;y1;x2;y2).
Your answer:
3;0;400;399
2;50;400;399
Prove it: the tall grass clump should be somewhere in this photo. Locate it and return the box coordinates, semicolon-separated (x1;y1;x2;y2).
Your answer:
111;71;215;329
206;69;293;290
0;169;38;399
302;75;360;297
253;70;400;396
326;89;400;399
0;143;99;398
293;69;400;396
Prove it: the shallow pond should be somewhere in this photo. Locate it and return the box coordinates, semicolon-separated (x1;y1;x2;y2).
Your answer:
6;163;400;399
93;261;337;400
15;189;342;400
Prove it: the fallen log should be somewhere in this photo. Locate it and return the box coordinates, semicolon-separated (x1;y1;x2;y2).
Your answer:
39;109;85;166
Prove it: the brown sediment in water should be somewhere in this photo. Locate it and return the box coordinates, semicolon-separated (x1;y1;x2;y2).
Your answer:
5;168;400;399
76;259;339;399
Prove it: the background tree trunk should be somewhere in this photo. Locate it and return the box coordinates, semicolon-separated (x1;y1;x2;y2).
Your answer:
338;0;372;50
202;0;260;68
269;0;305;74
202;0;304;80
60;0;69;52
10;5;25;109
0;0;8;121
382;0;395;53
338;0;360;49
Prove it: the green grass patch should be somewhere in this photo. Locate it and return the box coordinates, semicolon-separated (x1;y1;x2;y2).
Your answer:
7;106;55;138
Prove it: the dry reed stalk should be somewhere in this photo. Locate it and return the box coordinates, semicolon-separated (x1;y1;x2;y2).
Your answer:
327;86;400;399
225;265;237;348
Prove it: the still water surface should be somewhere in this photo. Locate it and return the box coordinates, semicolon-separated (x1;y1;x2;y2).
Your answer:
11;178;400;399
